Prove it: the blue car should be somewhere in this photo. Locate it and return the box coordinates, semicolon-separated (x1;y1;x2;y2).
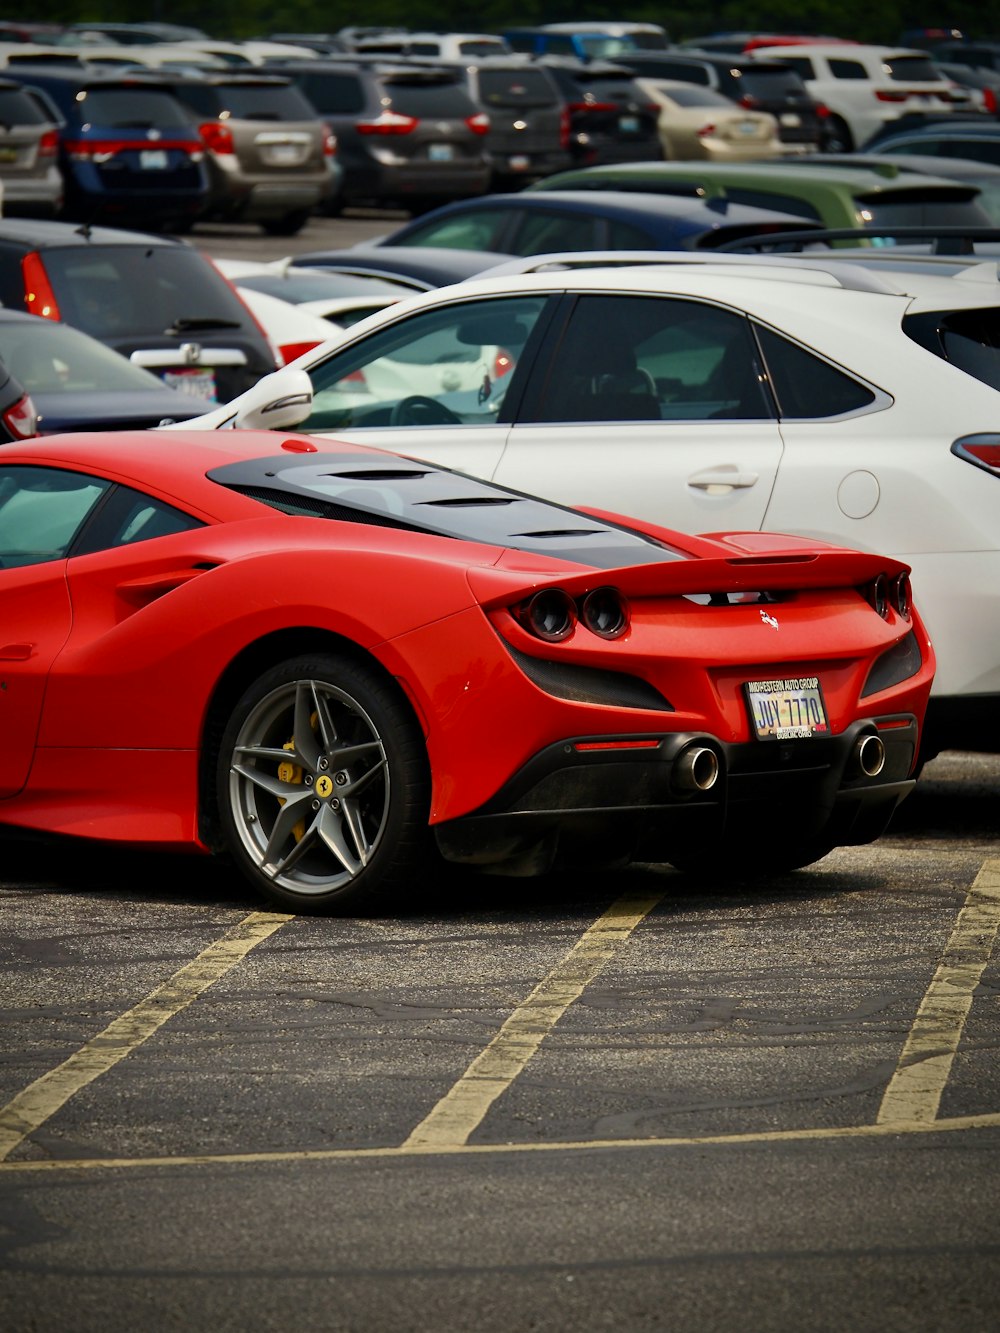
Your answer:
370;189;822;255
5;66;210;231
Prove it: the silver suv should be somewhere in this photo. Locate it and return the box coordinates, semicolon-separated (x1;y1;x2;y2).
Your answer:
160;72;338;235
0;77;62;218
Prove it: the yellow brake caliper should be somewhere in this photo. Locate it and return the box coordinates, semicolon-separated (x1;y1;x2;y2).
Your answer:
278;740;306;842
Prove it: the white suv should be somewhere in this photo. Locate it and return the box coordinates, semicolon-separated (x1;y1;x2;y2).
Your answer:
755;43;969;150
178;252;1000;761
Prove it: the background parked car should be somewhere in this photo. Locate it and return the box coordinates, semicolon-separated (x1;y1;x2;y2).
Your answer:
864;118;1000;166
633;79;783;162
536;59;663;167
152;71;338;235
275;59;491;213
0;356;37;441
0;75;62;217
756;43;968;151
0;219;280;403
0;309;207;432
422;58;572;189
616;51;831;154
2;65;209;230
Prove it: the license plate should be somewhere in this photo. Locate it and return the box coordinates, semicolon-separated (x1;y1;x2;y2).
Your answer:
0;146;17;163
140;150;169;170
161;368;217;402
745;676;829;741
428;143;454;162
618;115;639;133
737;119;759;135
265;144;305;165
780;112;802;127
508;154;531;170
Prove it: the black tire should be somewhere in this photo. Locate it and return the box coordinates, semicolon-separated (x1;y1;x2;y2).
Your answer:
261;209;311;237
216;653;430;913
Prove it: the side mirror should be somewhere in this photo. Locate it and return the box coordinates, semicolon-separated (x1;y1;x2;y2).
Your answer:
233;367;314;431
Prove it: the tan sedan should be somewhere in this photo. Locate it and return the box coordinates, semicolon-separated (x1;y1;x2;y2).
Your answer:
635;78;784;161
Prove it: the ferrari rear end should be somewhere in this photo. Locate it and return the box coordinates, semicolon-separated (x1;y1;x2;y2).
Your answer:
421;527;934;878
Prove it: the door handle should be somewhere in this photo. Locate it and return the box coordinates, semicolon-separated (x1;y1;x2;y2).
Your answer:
687;466;760;492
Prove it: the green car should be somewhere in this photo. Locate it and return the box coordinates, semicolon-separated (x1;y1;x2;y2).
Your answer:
526;160;992;241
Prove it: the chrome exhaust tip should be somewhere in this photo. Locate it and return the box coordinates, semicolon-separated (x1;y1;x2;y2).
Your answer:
673;745;720;793
853;733;886;778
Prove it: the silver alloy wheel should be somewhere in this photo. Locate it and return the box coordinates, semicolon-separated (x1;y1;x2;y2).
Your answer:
227;676;390;897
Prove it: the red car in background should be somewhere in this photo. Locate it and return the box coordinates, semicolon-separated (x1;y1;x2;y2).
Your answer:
0;430;933;912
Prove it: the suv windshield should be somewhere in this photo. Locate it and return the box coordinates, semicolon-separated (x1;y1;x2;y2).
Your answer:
0;87;47;124
735;68;811;98
179;83;317;119
380;76;476;117
885;55;943;81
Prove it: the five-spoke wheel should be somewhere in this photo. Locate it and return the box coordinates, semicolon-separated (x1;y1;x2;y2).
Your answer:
217;654;429;912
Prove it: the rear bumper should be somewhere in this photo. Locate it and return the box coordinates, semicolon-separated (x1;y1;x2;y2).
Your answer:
435;716;919;873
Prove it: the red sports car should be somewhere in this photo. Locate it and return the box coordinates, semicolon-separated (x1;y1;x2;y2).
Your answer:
0;430;933;911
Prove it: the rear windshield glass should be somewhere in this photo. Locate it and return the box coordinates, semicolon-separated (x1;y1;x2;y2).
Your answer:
857;191;992;229
903;307;1000;389
296;72;365;115
177;82;317;120
73;87;197;128
380;78;476;117
656;85;732;108
39;246;257;341
885;55;943;82
0;88;47;124
476;69;558;106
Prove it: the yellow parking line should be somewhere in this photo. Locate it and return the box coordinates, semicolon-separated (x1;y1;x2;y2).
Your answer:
403;891;662;1149
878;858;1000;1126
0;910;293;1162
4;1108;1000;1174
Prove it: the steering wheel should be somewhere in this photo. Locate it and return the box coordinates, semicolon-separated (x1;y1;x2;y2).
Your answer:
389;395;462;426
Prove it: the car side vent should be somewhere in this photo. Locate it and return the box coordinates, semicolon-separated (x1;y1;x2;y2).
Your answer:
230;485;426;532
504;641;674;712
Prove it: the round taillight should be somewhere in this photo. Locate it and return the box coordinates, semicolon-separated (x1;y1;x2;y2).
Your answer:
892;572;911;620
524;590;576;642
868;574;889;619
581;587;629;639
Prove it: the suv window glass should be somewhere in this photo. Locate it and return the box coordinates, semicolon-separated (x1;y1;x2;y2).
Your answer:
903;307;1000;391
0;88;47;124
773;57;815;80
381;77;476;117
75;87;196;127
297;72;365;115
0;466;110;567
885;56;941;81
754;326;876;417
828;60;868;80
660;86;730;108
476;69;558;106
0;319;169;393
203;83;318;119
39;246;255;341
302;295;548;430
528;295;772;423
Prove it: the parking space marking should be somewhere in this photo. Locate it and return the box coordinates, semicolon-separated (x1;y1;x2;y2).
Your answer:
878;857;1000;1126
403;891;662;1149
3;1108;1000;1174
0;910;292;1162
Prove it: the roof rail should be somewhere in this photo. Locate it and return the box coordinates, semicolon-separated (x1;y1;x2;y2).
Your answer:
715;225;1000;255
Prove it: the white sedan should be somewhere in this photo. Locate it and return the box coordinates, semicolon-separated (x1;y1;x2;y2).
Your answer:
179;252;1000;760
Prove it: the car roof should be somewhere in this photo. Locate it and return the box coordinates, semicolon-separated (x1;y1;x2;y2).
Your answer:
385;189;822;228
289;245;516;287
877;121;1000;138
536;161;973;192
0;218;184;248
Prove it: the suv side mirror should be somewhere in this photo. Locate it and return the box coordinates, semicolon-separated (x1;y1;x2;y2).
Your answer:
232;367;314;430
